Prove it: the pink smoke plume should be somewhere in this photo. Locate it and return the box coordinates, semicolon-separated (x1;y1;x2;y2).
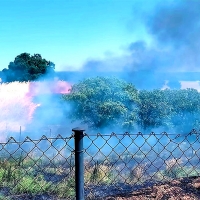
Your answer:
0;80;71;141
0;82;39;140
27;80;71;97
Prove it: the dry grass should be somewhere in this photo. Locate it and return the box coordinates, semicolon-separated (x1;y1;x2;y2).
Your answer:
129;164;147;184
85;162;113;184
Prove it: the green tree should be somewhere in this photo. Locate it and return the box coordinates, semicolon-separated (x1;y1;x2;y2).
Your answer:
1;53;55;82
137;90;172;131
137;88;200;133
165;88;200;133
63;77;139;130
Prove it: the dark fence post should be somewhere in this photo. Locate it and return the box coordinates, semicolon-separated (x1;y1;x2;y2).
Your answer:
72;127;85;200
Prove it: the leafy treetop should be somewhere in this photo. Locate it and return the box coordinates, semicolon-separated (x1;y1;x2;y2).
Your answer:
63;76;139;130
1;53;55;82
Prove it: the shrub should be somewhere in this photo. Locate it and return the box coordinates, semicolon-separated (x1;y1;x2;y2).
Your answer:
130;164;147;183
164;158;183;178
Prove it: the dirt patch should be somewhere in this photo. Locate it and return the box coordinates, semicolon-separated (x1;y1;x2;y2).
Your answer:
105;176;200;200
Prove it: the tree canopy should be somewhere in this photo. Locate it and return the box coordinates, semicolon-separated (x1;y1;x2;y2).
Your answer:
63;76;200;133
137;89;200;132
63;76;139;130
1;53;55;82
137;90;172;131
165;88;200;133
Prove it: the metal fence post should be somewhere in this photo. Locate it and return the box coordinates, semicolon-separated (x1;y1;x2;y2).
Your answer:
72;127;85;200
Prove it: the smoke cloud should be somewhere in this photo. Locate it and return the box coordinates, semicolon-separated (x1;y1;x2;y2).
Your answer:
81;0;200;81
146;1;200;47
0;80;73;141
145;0;200;71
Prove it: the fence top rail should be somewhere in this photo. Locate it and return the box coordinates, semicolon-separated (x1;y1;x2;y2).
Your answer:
0;129;199;144
84;129;200;137
0;134;75;144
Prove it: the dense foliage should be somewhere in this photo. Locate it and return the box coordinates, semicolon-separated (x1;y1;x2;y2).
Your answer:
63;76;200;133
165;89;200;132
138;89;200;132
137;90;171;131
1;53;55;82
63;77;139;130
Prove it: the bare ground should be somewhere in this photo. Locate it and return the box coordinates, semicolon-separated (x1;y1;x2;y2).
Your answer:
3;176;200;199
104;176;200;200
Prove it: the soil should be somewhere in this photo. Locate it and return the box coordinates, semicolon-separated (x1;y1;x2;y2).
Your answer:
104;176;200;200
3;176;200;199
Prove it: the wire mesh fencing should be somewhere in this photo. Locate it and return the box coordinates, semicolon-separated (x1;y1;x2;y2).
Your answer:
0;134;75;200
0;129;200;199
83;130;200;199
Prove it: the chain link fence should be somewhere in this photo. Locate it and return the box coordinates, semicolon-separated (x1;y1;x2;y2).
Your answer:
0;134;75;200
0;129;200;199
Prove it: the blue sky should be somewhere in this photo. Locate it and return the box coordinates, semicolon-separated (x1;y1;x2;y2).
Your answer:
0;0;152;71
1;0;200;73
